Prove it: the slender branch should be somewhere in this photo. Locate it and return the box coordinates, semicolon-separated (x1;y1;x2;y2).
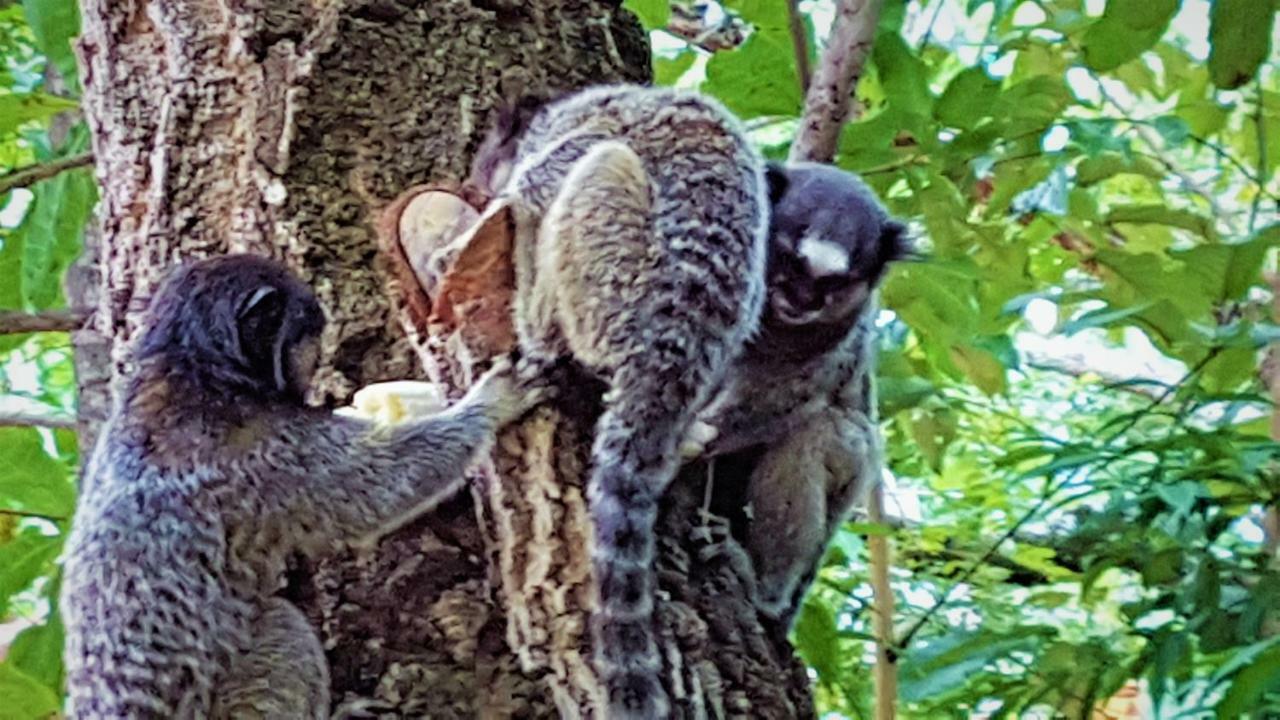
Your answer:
789;0;885;163
785;0;811;93
867;482;897;720
0;508;69;523
0;309;88;334
0;409;77;429
916;0;946;51
1250;77;1268;234
0;152;95;196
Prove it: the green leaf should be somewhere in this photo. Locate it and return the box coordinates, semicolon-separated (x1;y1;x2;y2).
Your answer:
0;530;62;616
792;595;842;686
8;607;64;693
0;92;78;135
1075;152;1164;186
998;76;1072;135
1062;302;1157;335
0;662;61;719
653;50;695;86
900;629;1043;702
936;67;1001;131
721;0;791;30
1081;0;1178;72
21;0;81;93
1217;645;1280;718
949;343;1007;395
871;31;933;118
1208;0;1276;90
0;427;75;519
622;0;669;31
2;165;96;317
704;32;803;119
1106;204;1216;241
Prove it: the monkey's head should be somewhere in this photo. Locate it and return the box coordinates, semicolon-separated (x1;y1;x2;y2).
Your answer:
468;93;552;199
763;162;910;328
135;254;325;404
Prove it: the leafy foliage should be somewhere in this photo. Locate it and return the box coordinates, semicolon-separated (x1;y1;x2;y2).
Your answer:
0;1;87;716
636;0;1280;716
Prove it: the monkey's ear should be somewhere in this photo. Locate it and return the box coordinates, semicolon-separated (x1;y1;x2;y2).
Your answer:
236;285;290;392
765;162;789;204
880;219;915;264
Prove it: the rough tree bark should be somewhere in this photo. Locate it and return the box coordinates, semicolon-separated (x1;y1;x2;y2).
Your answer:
74;1;814;716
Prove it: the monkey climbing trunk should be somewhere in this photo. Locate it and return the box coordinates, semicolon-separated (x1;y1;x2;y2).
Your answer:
75;1;815;716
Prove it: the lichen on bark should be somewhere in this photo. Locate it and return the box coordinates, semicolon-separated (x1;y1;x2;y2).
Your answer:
76;0;813;716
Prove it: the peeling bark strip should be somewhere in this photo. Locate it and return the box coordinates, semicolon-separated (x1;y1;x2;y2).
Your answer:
78;0;812;716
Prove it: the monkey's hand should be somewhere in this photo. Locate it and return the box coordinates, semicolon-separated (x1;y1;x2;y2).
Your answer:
680;419;720;460
467;354;556;427
337;381;450;424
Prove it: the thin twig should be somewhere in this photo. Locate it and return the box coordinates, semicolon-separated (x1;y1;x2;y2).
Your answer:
916;0;946;51
0;152;94;196
0;508;69;523
785;0;811;93
0;409;77;429
867;482;897;720
789;0;886;163
0;309;88;334
1250;77;1268;234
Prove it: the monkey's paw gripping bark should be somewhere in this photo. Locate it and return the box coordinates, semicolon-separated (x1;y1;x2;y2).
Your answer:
471;355;557;426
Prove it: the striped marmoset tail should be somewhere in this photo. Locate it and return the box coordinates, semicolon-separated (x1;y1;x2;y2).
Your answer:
61;254;547;718
473;85;771;718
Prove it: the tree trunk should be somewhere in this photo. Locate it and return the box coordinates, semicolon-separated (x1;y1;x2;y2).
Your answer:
74;1;814;716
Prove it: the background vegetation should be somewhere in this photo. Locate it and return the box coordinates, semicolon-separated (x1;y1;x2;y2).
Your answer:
1;0;1278;717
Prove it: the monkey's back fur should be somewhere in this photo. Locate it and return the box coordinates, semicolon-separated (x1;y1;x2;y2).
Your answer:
499;85;770;717
61;255;534;718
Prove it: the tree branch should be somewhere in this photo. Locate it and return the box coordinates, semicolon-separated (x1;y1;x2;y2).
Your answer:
0;153;95;196
867;482;897;720
0;508;69;523
789;0;885;163
786;0;811;93
0;409;77;429
0;309;88;335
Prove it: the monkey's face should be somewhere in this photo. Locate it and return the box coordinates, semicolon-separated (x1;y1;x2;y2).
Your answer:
765;163;908;328
137;255;326;404
286;335;321;400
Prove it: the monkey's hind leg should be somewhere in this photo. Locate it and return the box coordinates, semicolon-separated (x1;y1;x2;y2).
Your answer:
213;598;330;720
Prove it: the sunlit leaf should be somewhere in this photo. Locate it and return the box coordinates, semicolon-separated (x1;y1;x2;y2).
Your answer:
0;427;75;519
0;92;76;135
1208;0;1276;90
0;662;61;719
1081;0;1178;72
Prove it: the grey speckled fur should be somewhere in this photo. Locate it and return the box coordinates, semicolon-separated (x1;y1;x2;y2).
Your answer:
496;85;769;718
61;255;541;719
692;162;908;625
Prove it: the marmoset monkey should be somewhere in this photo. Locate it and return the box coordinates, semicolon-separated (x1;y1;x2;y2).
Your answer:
463;84;771;718
61;255;547;718
689;162;910;624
